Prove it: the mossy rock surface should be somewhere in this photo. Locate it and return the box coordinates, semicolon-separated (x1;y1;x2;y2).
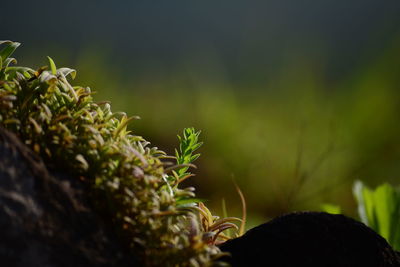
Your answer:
0;127;137;266
0;41;223;266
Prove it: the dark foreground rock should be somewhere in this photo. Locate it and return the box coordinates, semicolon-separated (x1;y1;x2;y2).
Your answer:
220;211;400;267
0;127;137;267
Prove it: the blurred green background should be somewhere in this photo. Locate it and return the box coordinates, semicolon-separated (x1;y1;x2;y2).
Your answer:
3;0;400;228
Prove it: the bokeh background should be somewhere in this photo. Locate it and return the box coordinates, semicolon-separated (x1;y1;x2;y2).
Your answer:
3;0;400;228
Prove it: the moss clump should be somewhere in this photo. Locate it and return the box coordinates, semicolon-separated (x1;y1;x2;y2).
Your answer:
0;41;236;266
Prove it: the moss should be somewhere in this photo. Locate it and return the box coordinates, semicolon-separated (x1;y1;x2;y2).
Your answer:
0;41;233;266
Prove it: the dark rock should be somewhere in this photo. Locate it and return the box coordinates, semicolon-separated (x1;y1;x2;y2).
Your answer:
219;211;400;267
0;127;138;267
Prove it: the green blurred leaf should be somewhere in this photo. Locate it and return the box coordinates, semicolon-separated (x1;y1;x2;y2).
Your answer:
321;203;341;214
0;41;20;61
354;181;373;226
353;181;400;250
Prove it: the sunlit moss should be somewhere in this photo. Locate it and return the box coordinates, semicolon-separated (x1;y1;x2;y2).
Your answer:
0;41;239;266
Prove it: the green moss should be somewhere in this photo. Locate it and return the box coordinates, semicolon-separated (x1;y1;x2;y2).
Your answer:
0;41;236;266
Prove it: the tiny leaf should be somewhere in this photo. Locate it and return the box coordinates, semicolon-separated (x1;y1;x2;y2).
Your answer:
47;56;57;75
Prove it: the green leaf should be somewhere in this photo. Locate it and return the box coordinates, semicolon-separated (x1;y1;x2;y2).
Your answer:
47;56;57;75
3;57;17;68
113;115;140;138
321;203;341;214
353;181;372;226
190;153;201;162
192;142;203;151
57;67;76;79
6;66;34;79
176;197;207;206
0;41;20;61
39;71;57;84
374;184;394;240
353;181;400;250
